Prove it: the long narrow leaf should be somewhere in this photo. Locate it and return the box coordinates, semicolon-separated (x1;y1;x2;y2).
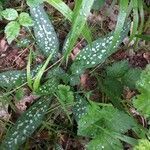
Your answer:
45;0;92;44
26;49;33;89
63;0;94;59
33;50;55;91
130;0;139;41
108;0;129;51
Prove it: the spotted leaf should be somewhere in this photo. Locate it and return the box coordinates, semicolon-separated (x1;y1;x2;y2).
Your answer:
36;67;64;95
30;5;59;60
0;97;52;150
71;21;131;75
0;64;42;88
72;95;88;121
37;77;59;95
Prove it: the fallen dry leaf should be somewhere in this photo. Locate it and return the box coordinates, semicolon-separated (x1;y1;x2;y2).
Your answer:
15;95;38;112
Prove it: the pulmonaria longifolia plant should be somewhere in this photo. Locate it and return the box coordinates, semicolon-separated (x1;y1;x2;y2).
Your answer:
0;0;149;149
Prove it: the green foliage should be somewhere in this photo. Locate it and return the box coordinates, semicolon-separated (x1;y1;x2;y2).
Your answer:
92;0;105;11
63;0;94;59
98;60;141;108
57;85;74;106
0;97;52;150
30;5;59;60
26;0;43;7
33;50;55;91
77;102;138;149
133;65;150;118
46;0;92;44
72;95;88;121
0;65;41;88
71;21;130;75
1;8;18;20
4;21;20;44
0;70;25;88
18;12;33;27
37;77;59;95
122;68;141;89
0;1;147;149
134;139;150;150
106;60;129;78
1;8;33;43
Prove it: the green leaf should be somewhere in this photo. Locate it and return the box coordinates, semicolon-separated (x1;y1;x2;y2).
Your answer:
1;8;18;20
18;12;33;27
135;34;150;41
133;65;150;118
0;64;42;88
87;134;123;150
92;0;105;11
106;60;129;78
78;103;138;148
63;0;94;59
0;70;26;88
72;95;88;121
36;67;64;95
122;68;141;89
30;4;59;59
5;21;20;44
27;0;43;7
33;50;55;91
107;0;129;56
134;139;150;150
130;0;139;41
26;50;33;89
45;0;92;46
57;85;74;106
71;21;130;75
1;97;52;149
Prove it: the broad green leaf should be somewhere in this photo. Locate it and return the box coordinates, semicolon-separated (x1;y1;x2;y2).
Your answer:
133;65;150;118
18;12;33;27
122;68;141;89
0;64;42;88
36;67;64;95
30;5;59;59
45;0;92;45
87;134;123;150
106;60;129;78
0;97;52;149
0;70;25;88
1;8;18;20
72;95;88;121
5;21;20;44
78;103;138;148
27;0;43;7
71;21;130;75
63;0;94;59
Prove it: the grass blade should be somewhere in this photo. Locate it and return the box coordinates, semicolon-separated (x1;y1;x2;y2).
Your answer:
33;50;55;91
63;0;94;59
130;0;139;41
45;0;92;45
108;0;129;51
26;49;33;89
